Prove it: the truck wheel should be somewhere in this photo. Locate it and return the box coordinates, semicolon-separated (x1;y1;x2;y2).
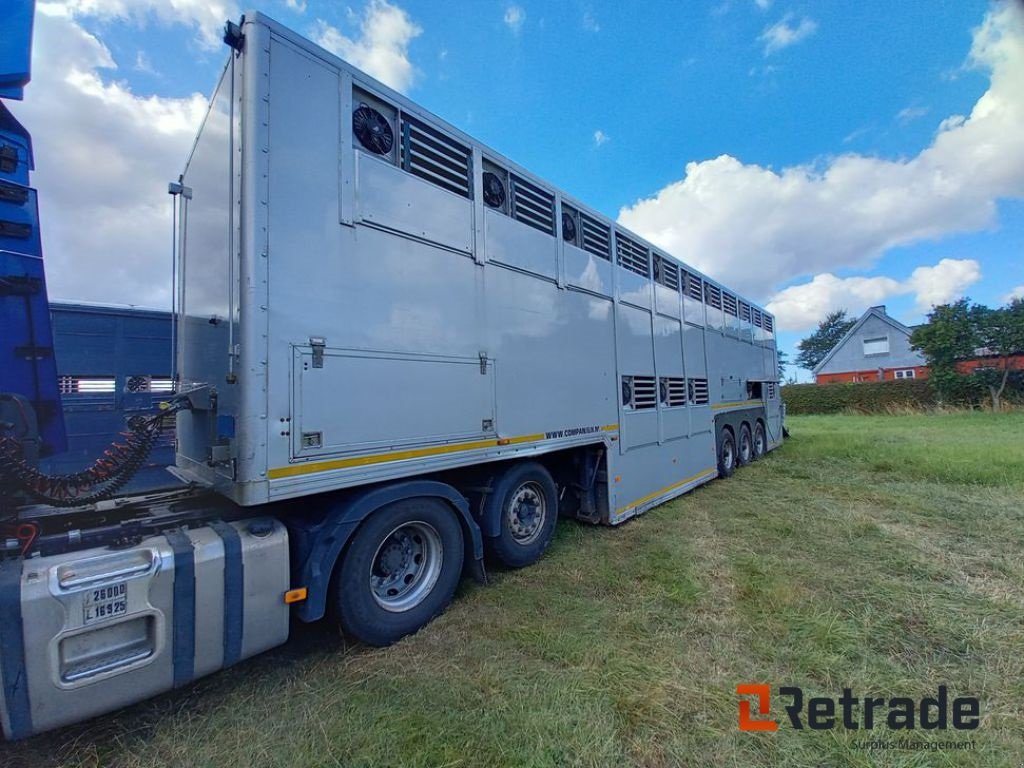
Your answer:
752;422;767;460
738;423;753;466
717;428;736;478
484;462;558;568
332;497;464;646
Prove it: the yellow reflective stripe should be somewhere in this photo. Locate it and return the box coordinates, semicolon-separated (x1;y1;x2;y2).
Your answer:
616;468;716;514
711;399;763;411
267;427;617;480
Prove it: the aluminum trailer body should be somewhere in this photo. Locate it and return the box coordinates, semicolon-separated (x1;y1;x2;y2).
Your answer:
174;12;782;519
1;12;783;739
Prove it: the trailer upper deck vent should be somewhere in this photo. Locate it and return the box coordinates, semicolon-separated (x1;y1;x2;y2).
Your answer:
510;174;554;235
683;270;703;302
654;254;679;290
616;234;649;277
580;212;610;260
399;113;472;199
561;205;579;244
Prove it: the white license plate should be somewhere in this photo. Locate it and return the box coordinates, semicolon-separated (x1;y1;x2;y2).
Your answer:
83;581;128;624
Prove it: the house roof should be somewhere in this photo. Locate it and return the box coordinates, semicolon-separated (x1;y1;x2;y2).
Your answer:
811;306;916;374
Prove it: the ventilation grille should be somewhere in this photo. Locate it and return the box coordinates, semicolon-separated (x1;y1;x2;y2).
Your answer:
683;271;703;301
723;293;738;317
59;376;115;394
654;255;679;290
688;378;709;405
763;314;774;334
631;375;657;409
616;234;649;277
125;376;175;394
511;175;555;234
400;114;472;198
580;214;611;260
740;302;752;323
704;283;722;309
766;382;777;400
661;376;686;407
752;307;763;329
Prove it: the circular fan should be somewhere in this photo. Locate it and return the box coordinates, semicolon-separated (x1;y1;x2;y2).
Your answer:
353;104;394;155
126;375;149;393
482;172;506;209
561;212;576;242
621;378;633;407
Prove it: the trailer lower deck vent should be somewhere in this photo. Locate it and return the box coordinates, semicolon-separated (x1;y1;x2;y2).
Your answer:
482;172;506;209
353;105;394;156
631;376;657;410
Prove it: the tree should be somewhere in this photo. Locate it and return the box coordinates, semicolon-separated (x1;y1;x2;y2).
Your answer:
911;298;1024;411
974;299;1024;411
777;349;790;382
795;310;856;371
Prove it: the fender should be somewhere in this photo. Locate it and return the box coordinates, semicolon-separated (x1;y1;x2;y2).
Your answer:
288;480;485;623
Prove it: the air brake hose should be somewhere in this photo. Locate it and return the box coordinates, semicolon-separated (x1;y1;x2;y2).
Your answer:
0;400;190;510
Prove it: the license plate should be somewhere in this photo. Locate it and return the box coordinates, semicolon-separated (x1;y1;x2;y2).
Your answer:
83;581;128;624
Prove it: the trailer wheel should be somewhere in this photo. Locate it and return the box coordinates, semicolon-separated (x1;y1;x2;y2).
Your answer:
332;497;464;646
717;428;736;478
752;422;767;460
484;462;559;568
738;423;753;466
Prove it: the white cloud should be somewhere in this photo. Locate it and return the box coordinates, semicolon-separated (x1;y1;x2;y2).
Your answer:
618;4;1024;319
312;1;422;93
759;13;817;55
896;105;929;123
593;129;609;147
286;0;307;13
39;0;238;49
582;10;600;32
754;0;772;10
766;259;980;331
17;7;212;308
504;5;525;34
1002;285;1024;303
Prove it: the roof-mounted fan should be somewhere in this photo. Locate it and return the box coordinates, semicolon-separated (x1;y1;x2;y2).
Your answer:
482;171;506;209
561;211;577;242
353;104;394;155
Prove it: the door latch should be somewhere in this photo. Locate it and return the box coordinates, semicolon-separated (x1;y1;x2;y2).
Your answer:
479;351;488;374
310;337;326;368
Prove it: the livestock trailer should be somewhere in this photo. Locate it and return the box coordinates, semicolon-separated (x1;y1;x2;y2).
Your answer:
0;12;782;738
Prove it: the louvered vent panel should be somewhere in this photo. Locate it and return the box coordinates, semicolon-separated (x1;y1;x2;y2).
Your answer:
764;314;774;333
767;382;777;400
632;376;657;410
683;271;703;301
740;302;752;323
688;378;709;405
654;255;680;290
400;115;472;198
616;235;649;277
510;175;555;234
662;377;686;407
580;214;611;260
704;283;722;309
752;308;763;328
723;293;738;317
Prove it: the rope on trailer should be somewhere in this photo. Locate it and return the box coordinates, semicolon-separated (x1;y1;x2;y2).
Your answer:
0;400;190;510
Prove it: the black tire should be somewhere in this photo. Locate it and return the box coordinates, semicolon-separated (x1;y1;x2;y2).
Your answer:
484;462;559;569
717;428;736;478
752;421;767;460
738;423;753;467
332;497;463;646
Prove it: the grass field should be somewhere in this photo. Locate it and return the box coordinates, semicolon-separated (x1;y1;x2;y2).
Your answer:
3;412;1023;767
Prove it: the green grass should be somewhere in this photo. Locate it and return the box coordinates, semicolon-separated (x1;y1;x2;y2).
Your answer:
4;412;1023;767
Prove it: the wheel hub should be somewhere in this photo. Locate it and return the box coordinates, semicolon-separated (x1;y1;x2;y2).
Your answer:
369;521;443;613
508;482;546;544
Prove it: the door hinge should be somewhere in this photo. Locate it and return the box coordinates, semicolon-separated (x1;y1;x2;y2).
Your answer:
310;337;326;368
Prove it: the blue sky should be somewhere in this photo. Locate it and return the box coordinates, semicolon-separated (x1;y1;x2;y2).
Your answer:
14;0;1024;378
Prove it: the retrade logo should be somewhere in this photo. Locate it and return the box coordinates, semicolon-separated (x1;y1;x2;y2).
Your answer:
736;685;979;732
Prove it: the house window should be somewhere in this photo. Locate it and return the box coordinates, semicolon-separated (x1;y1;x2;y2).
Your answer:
894;369;915;379
863;336;889;356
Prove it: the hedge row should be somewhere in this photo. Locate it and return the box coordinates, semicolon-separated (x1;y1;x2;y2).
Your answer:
781;380;936;414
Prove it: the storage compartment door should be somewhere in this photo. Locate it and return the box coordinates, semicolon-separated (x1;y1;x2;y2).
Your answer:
292;347;496;458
